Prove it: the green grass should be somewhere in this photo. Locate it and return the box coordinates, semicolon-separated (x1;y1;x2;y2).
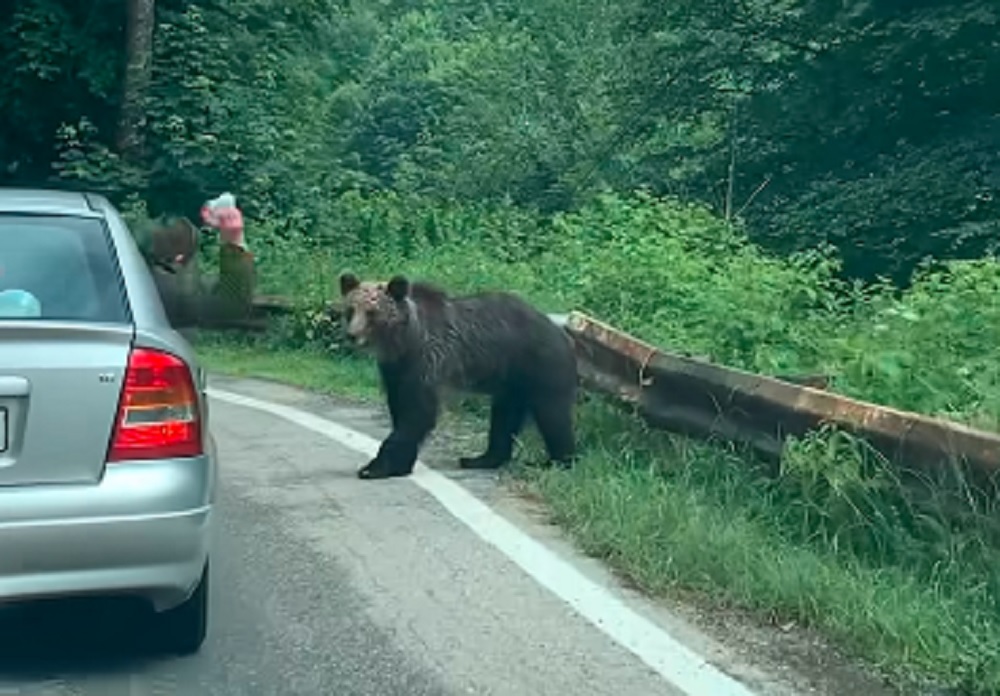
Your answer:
186;190;1000;694
196;332;380;401
517;407;1000;694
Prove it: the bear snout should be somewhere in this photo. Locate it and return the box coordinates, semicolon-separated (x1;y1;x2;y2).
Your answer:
343;329;370;348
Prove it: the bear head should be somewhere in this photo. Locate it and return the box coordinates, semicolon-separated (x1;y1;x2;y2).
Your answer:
338;272;413;352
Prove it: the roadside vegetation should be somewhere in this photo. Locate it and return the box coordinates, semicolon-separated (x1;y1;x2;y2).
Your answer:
5;0;1000;692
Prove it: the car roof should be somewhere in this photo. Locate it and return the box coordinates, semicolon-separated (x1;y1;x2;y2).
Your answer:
0;187;104;218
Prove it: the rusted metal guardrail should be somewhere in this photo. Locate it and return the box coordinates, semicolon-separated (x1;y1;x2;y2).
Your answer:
563;311;1000;486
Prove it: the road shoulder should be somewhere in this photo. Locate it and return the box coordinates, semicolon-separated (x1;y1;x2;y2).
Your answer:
207;373;899;696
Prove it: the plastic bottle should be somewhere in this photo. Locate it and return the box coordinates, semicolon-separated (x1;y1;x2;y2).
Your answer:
200;192;247;250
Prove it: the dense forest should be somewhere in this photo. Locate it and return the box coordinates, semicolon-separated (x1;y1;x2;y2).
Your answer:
1;0;998;284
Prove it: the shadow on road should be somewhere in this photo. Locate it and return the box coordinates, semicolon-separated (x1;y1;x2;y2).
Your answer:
0;596;162;679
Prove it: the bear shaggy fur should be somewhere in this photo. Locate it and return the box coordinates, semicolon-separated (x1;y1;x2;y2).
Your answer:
338;272;578;480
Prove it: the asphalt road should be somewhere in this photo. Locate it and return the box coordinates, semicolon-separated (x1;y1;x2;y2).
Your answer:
0;376;698;696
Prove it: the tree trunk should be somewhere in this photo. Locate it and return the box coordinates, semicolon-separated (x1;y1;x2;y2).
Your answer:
117;0;156;159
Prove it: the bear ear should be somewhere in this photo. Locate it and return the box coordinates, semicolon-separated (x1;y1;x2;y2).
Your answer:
339;272;360;296
386;275;410;302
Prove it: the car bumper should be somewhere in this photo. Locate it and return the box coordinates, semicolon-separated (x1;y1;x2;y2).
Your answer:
0;439;217;612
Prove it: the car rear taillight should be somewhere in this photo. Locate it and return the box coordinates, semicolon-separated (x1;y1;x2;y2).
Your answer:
107;347;203;462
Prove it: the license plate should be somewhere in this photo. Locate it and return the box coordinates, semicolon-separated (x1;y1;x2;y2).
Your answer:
0;407;7;453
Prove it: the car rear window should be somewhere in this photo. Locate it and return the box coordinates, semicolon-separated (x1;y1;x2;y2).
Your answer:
0;214;129;323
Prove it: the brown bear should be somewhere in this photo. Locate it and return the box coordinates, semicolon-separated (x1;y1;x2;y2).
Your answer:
338;272;578;480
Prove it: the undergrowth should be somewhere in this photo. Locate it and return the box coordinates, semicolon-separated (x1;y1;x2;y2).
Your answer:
190;189;1000;694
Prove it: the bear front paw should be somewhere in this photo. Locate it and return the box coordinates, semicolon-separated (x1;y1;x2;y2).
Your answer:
357;457;412;480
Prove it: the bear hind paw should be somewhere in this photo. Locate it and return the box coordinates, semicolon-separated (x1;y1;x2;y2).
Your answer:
458;453;506;470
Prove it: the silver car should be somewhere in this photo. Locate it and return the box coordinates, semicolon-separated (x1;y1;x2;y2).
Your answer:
0;187;217;655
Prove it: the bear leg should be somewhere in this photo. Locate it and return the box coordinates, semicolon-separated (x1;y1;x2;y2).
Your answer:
358;439;418;480
359;381;439;480
528;390;577;469
459;391;528;470
378;362;404;430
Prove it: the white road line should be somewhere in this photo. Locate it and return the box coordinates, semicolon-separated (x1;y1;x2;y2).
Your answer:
207;386;761;696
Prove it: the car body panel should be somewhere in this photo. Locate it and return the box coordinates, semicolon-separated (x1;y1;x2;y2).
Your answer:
0;452;216;611
0;187;217;614
0;323;134;486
